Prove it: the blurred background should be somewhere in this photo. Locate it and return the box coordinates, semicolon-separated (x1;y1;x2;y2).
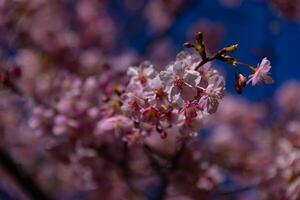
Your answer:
0;0;299;199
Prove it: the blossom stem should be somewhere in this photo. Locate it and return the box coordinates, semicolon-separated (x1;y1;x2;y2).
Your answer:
195;47;228;70
236;61;256;72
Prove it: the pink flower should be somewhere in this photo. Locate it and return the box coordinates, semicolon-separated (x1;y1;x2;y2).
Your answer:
95;115;133;135
199;74;225;114
127;62;155;84
145;76;170;108
159;61;201;102
248;58;274;86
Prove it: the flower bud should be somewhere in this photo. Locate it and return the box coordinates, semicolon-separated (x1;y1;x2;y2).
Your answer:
195;32;204;44
222;44;238;53
220;55;237;66
183;42;194;48
235;74;247;94
238;74;247;88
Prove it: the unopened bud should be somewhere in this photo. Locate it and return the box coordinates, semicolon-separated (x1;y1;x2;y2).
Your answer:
195;32;204;44
220;55;237;66
238;74;247;88
235;73;247;94
183;42;194;48
223;44;238;53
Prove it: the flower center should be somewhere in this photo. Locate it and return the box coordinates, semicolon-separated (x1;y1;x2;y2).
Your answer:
142;107;159;124
185;106;198;119
139;75;147;84
155;88;166;99
174;78;185;89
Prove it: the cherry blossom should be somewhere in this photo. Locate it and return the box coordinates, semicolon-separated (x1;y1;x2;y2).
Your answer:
248;57;274;86
159;61;201;102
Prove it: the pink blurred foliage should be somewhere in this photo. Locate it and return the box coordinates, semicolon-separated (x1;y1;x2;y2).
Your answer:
268;0;300;22
0;0;298;200
218;0;243;8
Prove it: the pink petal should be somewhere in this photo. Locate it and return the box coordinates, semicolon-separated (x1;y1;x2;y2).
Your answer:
263;75;274;84
173;62;185;77
184;70;201;86
169;86;180;102
181;84;197;101
159;70;174;84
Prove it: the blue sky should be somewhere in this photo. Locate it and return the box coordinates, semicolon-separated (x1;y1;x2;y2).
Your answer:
127;0;300;101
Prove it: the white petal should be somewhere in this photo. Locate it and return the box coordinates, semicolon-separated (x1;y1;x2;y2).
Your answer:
127;67;139;76
173;61;186;77
149;76;162;89
159;70;174;85
181;84;197;101
184;70;201;86
263;75;274;84
169;86;180;102
143;65;155;77
260;58;271;72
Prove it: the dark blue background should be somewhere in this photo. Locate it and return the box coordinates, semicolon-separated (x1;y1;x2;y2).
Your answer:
117;0;300;101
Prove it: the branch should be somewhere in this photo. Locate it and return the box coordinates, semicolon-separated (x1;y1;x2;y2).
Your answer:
94;143;144;198
0;146;51;200
143;140;186;200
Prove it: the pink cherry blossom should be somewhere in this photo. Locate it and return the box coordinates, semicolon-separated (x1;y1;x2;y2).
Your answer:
159;61;201;102
127;61;156;84
248;57;274;86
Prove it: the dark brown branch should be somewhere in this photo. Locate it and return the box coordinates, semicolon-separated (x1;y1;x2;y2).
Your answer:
195;48;227;70
94;143;144;197
143;140;186;200
0;146;51;200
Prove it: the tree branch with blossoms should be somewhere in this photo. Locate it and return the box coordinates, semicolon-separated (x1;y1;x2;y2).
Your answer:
184;32;273;94
0;32;274;200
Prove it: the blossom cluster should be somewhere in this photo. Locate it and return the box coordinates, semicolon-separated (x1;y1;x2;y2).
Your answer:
0;1;298;200
119;51;225;141
29;74;101;137
27;50;226;148
5;29;273;199
25;31;274;167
